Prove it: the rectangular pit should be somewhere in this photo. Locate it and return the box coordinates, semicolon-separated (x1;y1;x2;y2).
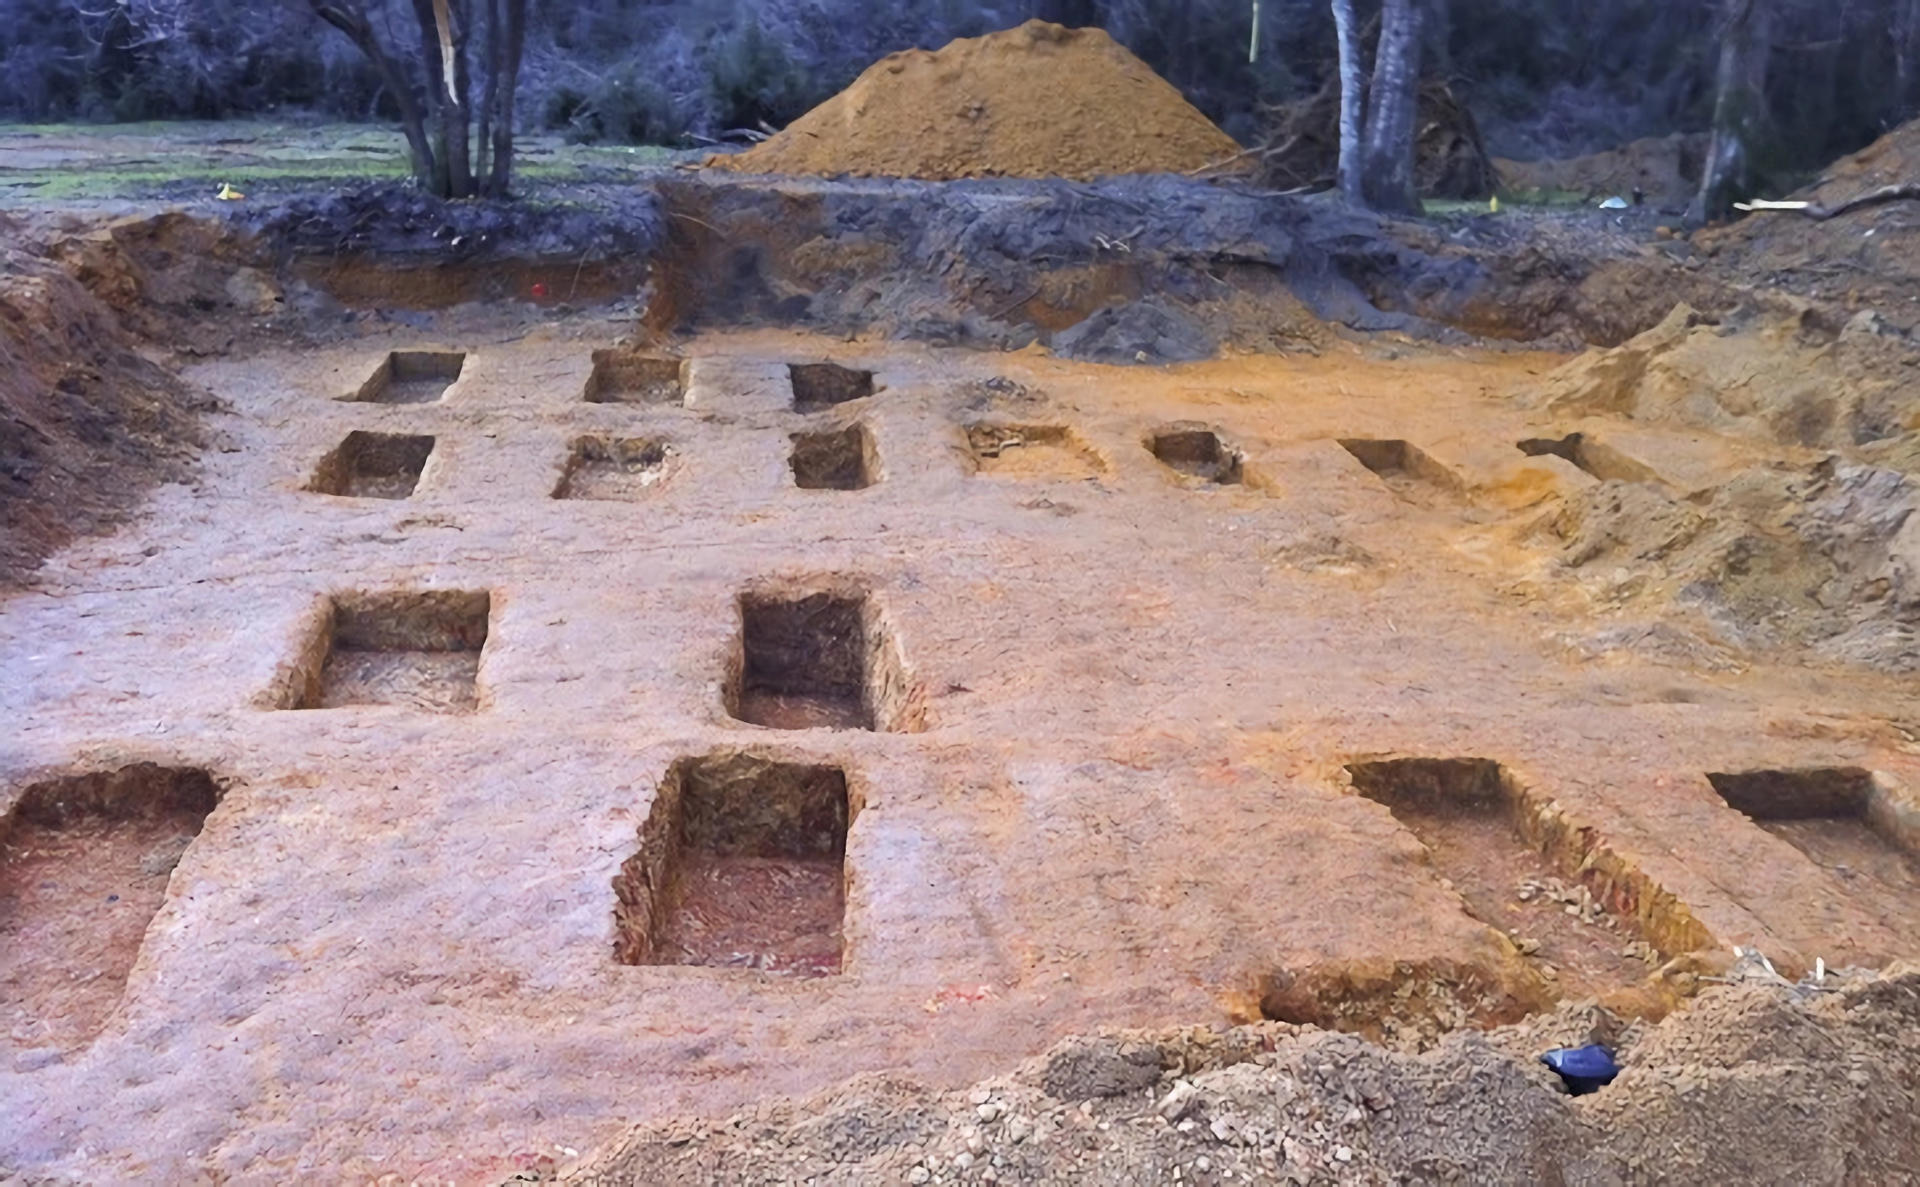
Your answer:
306;431;434;500
283;590;489;712
789;363;874;412
614;754;854;976
1338;438;1464;499
790;425;877;491
1;764;222;1051
1708;768;1920;938
1516;432;1662;484
584;352;687;405
553;436;676;500
726;587;919;732
349;350;464;404
1346;757;1710;1000
1148;426;1244;486
965;423;1106;479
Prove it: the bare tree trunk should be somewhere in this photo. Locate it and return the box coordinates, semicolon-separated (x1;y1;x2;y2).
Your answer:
310;0;436;189
1330;0;1364;204
1688;0;1773;226
1898;0;1920;119
486;0;526;196
1358;0;1424;214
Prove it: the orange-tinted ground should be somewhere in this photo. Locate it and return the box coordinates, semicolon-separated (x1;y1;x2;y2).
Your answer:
3;323;1920;1181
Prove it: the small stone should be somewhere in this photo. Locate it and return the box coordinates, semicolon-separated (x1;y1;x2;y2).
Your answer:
1178;1119;1197;1134
976;1103;1003;1123
1197;1157;1212;1172
953;1152;974;1171
909;1167;931;1185
1335;1146;1353;1163
1157;1080;1199;1121
1006;1117;1033;1144
970;1089;992;1106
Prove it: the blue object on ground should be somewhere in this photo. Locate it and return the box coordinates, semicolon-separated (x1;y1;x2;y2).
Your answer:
1540;1044;1621;1095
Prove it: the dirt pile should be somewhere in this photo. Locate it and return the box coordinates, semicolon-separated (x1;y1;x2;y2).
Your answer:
706;21;1240;181
1526;301;1920;670
0;234;215;582
1702;118;1920;327
1540;301;1920;457
568;966;1920;1184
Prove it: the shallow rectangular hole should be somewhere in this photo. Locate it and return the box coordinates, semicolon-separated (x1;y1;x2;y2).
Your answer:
1707;768;1920;937
790;425;877;490
726;587;920;732
965;423;1106;479
789;363;874;412
614;754;853;976
351;350;464;404
1149;426;1243;486
1338;438;1463;498
1;764;223;1051
553;436;676;500
584;351;686;405
1346;757;1709;1001
284;590;489;712
305;430;434;499
1516;433;1661;484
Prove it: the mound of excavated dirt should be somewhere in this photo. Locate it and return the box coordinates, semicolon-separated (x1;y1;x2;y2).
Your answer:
568;965;1920;1184
1703;119;1920;328
707;21;1240;181
1527;301;1920;670
0;236;214;582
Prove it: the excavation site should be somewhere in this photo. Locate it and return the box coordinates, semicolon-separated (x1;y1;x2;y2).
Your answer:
5;10;1920;1185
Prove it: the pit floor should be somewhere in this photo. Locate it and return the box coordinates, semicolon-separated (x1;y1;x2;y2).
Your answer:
4;321;1920;1181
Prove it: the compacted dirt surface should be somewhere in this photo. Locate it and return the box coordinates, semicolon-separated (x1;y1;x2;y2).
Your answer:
6;69;1920;1178
5;302;1920;1180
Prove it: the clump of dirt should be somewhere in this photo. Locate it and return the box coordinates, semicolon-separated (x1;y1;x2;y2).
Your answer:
1496;133;1708;211
1539;301;1920;456
566;965;1920;1184
45;211;283;355
1701;118;1920;328
707;21;1240;181
1529;457;1920;670
0;238;215;583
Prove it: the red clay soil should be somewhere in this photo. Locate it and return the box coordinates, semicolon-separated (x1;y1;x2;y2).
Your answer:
708;21;1240;181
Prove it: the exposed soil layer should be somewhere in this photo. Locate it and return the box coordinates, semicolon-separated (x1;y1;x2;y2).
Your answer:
615;754;852;977
350;349;464;404
709;21;1239;182
7;326;1920;1183
1;765;222;1053
306;429;435;498
641;172;1735;364
0;228;214;582
555;437;676;500
585;353;686;406
570;966;1920;1185
283;589;490;712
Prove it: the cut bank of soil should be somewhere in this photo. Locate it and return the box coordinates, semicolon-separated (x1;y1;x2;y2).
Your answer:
709;21;1239;181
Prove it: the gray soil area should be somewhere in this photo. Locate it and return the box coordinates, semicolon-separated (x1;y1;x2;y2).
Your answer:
4;137;1920;1183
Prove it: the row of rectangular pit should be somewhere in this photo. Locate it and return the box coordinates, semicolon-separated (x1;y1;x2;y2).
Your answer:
343;350;874;411
9;754;1913;1052
304;423;1257;501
